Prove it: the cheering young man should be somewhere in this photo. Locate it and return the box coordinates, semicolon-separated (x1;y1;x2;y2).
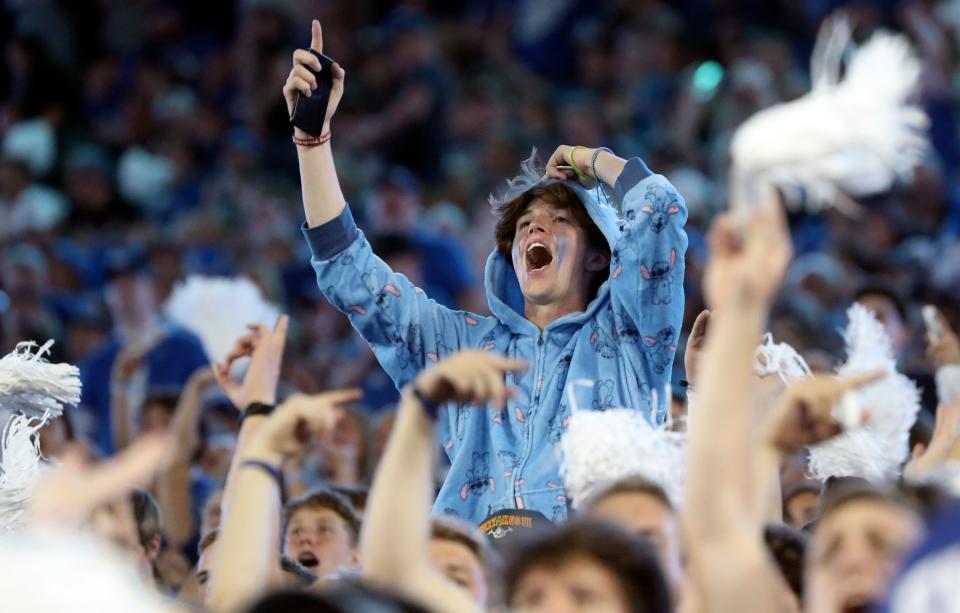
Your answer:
287;20;687;523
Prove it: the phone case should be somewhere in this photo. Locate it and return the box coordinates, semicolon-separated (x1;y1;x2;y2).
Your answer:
290;49;336;136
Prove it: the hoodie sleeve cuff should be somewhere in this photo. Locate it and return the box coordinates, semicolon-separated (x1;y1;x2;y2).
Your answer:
301;207;360;260
614;157;655;201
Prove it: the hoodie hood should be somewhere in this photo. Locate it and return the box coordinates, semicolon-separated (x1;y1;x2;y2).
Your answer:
484;177;623;335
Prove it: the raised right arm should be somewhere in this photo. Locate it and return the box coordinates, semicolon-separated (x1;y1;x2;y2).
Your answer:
284;20;347;228
287;20;486;388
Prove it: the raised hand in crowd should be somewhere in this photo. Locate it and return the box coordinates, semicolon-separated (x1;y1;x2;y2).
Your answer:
684;309;710;387
282;19;345;135
363;351;527;613
156;365;218;551
703;201;792;312
245;391;362;466
215;315;289;412
683;200;795;613
760;372;883;455
28;432;172;529
206;388;360;613
543;144;627;187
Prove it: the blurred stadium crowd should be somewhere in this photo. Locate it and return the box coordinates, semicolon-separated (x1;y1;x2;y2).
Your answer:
2;0;960;445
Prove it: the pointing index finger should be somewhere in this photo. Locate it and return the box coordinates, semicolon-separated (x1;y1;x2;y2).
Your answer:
838;370;885;392
311;19;323;52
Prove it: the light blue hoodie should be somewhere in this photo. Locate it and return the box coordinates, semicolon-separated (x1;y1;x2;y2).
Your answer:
302;157;687;524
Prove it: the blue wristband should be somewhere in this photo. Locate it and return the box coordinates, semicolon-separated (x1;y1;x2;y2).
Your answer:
242;460;286;504
412;386;440;421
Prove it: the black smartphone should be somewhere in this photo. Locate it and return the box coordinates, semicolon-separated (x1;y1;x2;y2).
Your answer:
290;49;336;136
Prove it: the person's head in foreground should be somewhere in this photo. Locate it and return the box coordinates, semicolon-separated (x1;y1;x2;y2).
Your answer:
503;519;671;613
196;530;317;601
581;477;683;602
494;178;610;314
283;488;361;578
805;479;925;613
764;523;808;613
429;516;500;608
243;583;429;613
88;488;162;586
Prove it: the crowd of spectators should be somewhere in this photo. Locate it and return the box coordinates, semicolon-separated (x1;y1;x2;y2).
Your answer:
5;1;960;611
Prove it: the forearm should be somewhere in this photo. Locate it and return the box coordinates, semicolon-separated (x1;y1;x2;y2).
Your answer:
592;150;627;187
207;465;281;613
110;391;135;451
752;443;783;524
169;381;205;463
362;390;477;612
362;389;435;579
685;303;766;538
221;416;268;515
297;142;347;228
156;461;195;548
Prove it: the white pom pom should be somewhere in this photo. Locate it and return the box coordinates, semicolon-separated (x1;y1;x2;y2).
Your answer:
807;304;921;482
731;18;928;210
754;333;813;382
560;408;686;509
0;413;48;533
164;276;280;366
0;341;80;420
0;532;169;613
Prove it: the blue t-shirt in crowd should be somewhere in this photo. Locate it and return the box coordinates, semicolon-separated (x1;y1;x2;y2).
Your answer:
79;323;208;455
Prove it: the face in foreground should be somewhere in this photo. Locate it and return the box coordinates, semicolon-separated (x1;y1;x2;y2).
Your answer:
588;490;684;600
806;498;923;613
511;199;598;310
428;537;487;607
511;555;630;613
283;506;357;578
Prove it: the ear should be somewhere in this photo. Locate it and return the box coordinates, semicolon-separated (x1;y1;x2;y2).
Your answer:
585;250;609;272
147;534;162;562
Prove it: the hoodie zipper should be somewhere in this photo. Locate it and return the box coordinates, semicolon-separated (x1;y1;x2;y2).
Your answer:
513;331;546;505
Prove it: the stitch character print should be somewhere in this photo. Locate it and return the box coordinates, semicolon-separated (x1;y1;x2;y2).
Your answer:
460;452;495;500
393;322;423;372
643;327;678;375
641;248;677;305
497;450;519;477
640;184;682;233
549;404;571;444
593;379;616;410
360;268;401;311
589;321;619;359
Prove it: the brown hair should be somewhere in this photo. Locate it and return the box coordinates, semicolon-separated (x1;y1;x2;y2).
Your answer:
284;489;362;545
431;515;501;578
130;488;163;548
582;476;675;512
763;523;808;600
503;519;670;613
493;182;610;299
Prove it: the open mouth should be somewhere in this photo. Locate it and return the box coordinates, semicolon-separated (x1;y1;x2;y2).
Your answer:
840;595;873;613
297;551;319;569
525;242;554;271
